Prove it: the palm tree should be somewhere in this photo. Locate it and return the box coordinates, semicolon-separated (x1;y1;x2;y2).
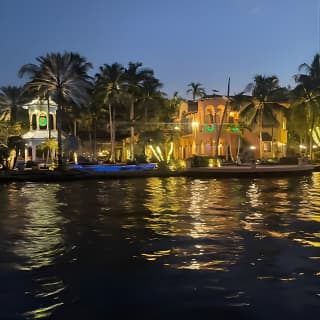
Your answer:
229;91;252;161
292;53;320;158
186;82;206;100
124;62;154;161
168;91;184;119
95;63;126;162
86;88;106;158
137;76;165;124
0;86;29;123
239;75;288;159
19;52;93;167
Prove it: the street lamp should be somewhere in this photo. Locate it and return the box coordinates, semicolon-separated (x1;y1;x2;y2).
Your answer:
191;121;199;155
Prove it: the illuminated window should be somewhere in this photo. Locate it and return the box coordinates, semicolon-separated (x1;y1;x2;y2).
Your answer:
39;113;48;130
229;111;234;123
282;118;286;130
263;142;271;152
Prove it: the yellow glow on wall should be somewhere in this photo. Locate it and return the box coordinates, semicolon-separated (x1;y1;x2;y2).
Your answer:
149;145;161;162
156;146;164;161
167;142;174;163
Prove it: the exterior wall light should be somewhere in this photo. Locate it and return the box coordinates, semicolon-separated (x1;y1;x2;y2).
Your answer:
191;121;199;128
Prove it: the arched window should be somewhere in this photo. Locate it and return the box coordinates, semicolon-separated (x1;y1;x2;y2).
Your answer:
181;111;192;134
205;113;213;124
229;111;235;123
32;114;37;130
39;113;48;130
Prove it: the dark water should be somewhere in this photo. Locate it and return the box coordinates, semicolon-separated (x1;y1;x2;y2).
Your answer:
1;174;320;319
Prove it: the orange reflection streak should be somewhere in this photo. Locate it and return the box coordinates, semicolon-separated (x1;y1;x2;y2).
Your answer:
141;178;243;270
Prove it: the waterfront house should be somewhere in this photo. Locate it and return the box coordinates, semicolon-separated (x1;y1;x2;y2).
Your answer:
175;96;288;161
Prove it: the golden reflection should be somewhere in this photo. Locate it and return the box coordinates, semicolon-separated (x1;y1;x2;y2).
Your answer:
4;184;67;319
141;249;171;261
142;178;243;270
295;173;320;222
144;177;183;214
176;259;225;271
267;231;291;238
293;238;320;248
242;179;302;235
8;184;66;270
23;302;64;319
246;182;261;208
278;277;296;281
23;276;65;318
139;175;320;275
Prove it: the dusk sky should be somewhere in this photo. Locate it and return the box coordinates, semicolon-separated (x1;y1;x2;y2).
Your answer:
1;0;320;98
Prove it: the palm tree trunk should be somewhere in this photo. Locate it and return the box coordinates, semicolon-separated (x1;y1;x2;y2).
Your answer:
73;119;77;136
236;133;241;162
47;97;51;139
57;105;63;167
108;103;114;162
259;105;264;159
271;125;274;158
215;78;230;158
93;117;97;159
130;99;135;161
112;105;116;162
144;104;148;123
309;112;315;159
88;131;92;154
11;105;17;123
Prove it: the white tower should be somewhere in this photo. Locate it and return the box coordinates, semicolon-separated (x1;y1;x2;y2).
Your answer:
22;99;58;162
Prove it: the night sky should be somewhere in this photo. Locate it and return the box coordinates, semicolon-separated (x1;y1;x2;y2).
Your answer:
1;0;319;97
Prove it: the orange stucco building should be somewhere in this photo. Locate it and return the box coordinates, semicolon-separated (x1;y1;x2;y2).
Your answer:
174;97;288;161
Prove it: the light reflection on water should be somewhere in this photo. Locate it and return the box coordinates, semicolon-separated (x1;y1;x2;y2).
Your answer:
0;183;67;319
143;178;244;271
1;174;320;318
10;183;66;270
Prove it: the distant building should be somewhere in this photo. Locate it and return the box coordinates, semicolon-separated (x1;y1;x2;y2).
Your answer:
175;97;288;161
22;99;57;161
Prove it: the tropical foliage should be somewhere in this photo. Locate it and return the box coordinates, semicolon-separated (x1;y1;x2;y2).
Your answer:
3;50;320;167
95;63;126;162
290;53;320;158
186;82;206;100
0;86;30;122
234;75;289;158
19;52;93;166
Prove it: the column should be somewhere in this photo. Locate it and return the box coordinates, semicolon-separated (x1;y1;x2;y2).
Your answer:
24;146;28;163
32;145;36;161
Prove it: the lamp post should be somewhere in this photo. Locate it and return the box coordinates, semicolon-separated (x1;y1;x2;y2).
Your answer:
192;121;199;155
